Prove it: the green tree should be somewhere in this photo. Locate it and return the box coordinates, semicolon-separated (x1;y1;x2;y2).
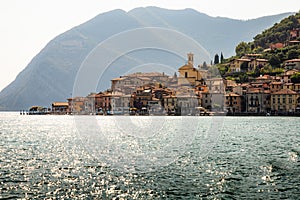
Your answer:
287;49;298;60
235;42;250;56
238;73;249;83
208;66;221;77
240;62;248;72
291;72;300;83
269;55;281;68
217;65;228;76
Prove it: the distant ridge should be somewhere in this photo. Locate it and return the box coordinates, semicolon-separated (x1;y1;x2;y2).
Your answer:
0;7;293;110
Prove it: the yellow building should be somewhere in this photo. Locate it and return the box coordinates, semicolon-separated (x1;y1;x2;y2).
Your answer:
164;95;178;115
67;97;86;114
52;102;69;114
250;58;268;70
229;54;268;72
271;88;299;113
294;83;300;92
282;69;299;83
229;58;250;72
178;53;203;87
270;82;283;93
284;58;300;70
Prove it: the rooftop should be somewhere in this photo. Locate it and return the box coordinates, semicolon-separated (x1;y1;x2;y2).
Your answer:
273;88;297;95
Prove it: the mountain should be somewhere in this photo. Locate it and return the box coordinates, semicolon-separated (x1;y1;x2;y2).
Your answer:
0;7;293;110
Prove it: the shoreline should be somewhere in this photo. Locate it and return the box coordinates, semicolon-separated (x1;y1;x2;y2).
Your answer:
1;111;299;117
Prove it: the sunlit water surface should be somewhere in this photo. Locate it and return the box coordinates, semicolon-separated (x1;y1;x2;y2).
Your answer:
0;112;299;199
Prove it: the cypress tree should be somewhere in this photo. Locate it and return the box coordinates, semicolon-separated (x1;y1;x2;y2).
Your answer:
214;54;219;65
220;52;224;63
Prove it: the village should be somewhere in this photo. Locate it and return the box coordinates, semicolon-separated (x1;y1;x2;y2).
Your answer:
25;53;300;116
24;28;300;116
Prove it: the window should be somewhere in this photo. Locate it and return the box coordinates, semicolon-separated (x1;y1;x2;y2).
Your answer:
185;72;188;78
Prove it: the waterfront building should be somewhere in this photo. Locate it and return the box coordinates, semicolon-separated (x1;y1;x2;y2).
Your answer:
176;92;199;115
224;93;243;113
110;91;124;115
67;97;87;114
270;81;283;93
86;93;97;114
246;88;271;113
200;91;224;111
101;91;113;114
271;88;299;113
225;79;237;92
52;102;69;114
163;94;178;115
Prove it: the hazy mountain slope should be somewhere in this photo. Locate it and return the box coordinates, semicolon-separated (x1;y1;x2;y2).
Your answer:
0;7;293;110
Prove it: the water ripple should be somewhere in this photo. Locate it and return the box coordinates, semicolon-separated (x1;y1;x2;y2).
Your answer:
0;113;299;199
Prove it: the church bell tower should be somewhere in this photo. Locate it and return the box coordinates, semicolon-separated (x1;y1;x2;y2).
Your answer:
187;52;194;66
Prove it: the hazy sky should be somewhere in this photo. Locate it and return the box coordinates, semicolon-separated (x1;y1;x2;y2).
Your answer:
0;0;299;91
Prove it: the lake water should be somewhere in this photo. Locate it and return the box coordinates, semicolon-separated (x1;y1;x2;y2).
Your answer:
0;112;299;199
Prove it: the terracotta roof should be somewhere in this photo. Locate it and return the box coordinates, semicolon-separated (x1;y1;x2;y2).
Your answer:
126;72;167;77
289;40;300;43
285;58;300;63
247;89;262;93
270;82;283;85
52;102;69;107
245;53;262;57
270;43;284;49
256;76;267;80
284;69;299;76
237;58;251;62
138;77;151;81
256;58;268;62
178;64;194;70
87;93;97;98
241;83;250;87
273;88;297;95
111;77;125;81
226;80;237;87
225;93;240;97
